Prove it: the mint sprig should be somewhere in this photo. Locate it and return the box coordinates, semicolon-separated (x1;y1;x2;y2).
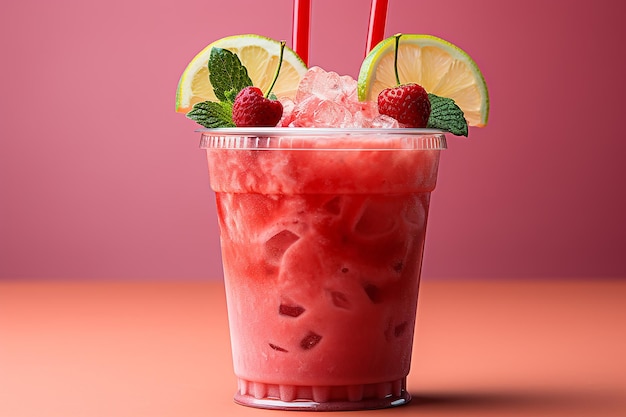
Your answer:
427;93;468;137
186;47;253;128
187;101;235;128
208;47;253;102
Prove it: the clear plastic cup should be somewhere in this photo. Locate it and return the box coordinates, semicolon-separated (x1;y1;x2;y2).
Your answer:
200;128;446;411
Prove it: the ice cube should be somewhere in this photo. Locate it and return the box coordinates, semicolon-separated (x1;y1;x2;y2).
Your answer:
312;100;351;128
371;114;402;128
296;67;353;102
278;97;296;126
353;199;397;236
288;67;386;128
265;230;299;264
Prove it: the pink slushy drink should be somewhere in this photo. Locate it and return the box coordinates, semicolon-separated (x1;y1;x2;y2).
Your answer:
199;67;448;410
202;70;448;411
178;24;489;408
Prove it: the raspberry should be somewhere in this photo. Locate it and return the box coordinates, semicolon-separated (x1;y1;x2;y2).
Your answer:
232;86;283;127
377;83;431;128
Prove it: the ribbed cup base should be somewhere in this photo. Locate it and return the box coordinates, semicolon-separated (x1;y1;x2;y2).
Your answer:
233;377;410;411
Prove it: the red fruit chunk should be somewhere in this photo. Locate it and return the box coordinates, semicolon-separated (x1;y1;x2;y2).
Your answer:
394;321;408;337
300;331;322;350
329;290;351;310
232;86;283;127
269;343;288;352
363;283;382;303
279;304;305;317
377;83;431;128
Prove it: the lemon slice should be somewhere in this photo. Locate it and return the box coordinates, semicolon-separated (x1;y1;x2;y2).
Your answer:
176;34;308;113
358;34;489;127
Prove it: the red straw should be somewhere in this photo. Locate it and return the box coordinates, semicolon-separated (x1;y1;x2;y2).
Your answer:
365;0;389;54
292;0;311;66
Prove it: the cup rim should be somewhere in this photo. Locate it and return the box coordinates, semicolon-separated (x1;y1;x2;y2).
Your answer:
199;128;448;150
197;127;447;137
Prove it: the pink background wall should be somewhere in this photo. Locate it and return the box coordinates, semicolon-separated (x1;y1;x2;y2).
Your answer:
1;0;625;280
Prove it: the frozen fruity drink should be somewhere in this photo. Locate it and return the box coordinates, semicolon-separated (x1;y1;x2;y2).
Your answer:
202;129;446;410
176;30;488;411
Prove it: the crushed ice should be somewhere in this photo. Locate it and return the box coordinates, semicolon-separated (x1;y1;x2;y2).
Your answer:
279;67;401;128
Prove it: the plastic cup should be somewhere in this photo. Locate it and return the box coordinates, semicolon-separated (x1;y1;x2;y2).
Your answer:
200;127;446;411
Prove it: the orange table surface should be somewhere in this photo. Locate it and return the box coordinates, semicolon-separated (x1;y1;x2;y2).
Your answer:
1;278;625;417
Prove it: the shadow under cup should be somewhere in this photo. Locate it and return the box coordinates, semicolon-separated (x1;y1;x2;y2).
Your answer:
201;128;447;411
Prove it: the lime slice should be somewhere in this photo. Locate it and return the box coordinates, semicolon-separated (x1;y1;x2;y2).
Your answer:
358;34;489;127
176;34;308;113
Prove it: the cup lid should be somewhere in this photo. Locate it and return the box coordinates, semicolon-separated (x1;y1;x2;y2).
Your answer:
197;127;447;136
199;128;447;150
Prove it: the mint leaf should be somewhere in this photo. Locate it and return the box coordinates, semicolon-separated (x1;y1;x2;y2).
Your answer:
427;93;468;137
185;48;255;128
208;47;253;103
186;101;235;128
223;88;239;103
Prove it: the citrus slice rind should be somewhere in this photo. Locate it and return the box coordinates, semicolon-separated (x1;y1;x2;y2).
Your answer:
358;34;489;127
176;34;308;113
